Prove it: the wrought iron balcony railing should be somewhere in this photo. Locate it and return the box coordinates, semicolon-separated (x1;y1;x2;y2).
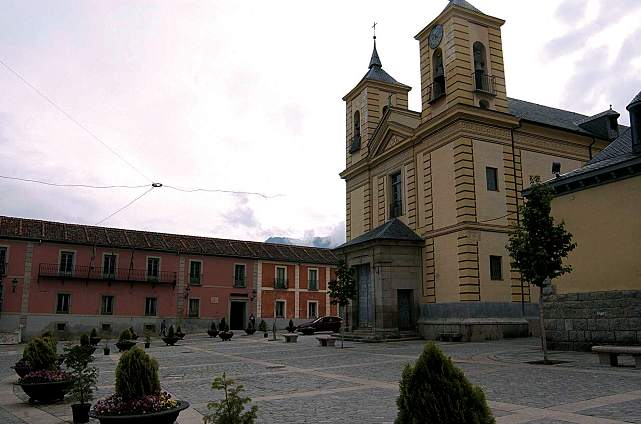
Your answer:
389;201;403;219
428;78;446;103
38;263;176;285
473;71;496;96
234;278;246;288
274;279;288;289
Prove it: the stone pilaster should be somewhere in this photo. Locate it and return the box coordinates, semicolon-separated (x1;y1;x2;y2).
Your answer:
325;266;331;315
176;256;185;319
294;265;300;319
255;261;262;318
19;242;34;328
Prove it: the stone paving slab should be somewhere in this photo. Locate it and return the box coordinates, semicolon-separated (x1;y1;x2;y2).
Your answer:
1;335;640;423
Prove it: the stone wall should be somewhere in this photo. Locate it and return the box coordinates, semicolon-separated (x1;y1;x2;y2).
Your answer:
543;290;641;351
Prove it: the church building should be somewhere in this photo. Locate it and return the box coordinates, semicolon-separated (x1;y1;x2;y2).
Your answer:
336;0;620;341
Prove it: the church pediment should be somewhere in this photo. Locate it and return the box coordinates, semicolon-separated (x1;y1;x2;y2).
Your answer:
368;109;420;159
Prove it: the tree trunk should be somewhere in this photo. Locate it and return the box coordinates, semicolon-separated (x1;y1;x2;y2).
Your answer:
539;285;549;364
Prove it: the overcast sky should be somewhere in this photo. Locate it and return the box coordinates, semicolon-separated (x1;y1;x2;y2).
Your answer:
1;0;640;247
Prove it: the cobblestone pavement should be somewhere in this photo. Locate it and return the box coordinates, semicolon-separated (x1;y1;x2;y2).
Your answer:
1;334;640;423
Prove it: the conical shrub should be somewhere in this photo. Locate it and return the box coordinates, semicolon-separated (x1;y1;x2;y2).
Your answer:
115;347;160;400
395;342;495;424
23;337;58;371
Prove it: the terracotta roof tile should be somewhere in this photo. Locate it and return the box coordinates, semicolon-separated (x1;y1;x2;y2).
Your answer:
0;216;337;265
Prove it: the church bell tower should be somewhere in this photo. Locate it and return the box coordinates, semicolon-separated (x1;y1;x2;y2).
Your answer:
415;0;509;121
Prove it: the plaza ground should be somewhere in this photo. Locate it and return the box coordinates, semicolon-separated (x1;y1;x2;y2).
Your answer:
1;334;640;423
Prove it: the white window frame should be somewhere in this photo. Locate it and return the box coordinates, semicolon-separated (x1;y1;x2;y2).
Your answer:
58;249;76;275
189;260;203;285
101;252;118;278
307;300;319;319
275;299;286;318
0;245;9;276
146;256;161;281
234;263;246;287
307;268;319;290
275;266;287;288
100;295;115;315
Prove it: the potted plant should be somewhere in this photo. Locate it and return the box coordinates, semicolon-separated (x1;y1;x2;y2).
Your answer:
90;328;101;346
129;327;138;341
258;320;268;338
244;326;256;336
203;372;257;423
144;333;151;349
65;343;98;423
11;358;31;378
175;326;185;340
116;330;136;352
90;347;189;423
286;319;296;333
80;334;96;355
219;324;233;341
207;322;218;338
18;337;72;403
104;340;110;356
161;326;179;346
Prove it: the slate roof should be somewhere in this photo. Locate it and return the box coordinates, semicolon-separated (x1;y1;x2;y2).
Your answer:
544;127;641;194
576;108;619;126
448;0;482;13
0;216;339;265
508;98;593;134
361;40;405;87
628;91;641;109
335;219;423;250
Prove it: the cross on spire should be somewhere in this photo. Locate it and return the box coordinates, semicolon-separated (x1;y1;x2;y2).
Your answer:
372;21;377;39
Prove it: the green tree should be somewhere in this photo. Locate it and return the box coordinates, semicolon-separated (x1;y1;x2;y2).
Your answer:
507;176;576;363
203;372;257;424
64;344;98;405
328;259;356;348
396;342;494;424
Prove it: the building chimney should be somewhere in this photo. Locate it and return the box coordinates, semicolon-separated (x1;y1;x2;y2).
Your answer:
627;91;641;154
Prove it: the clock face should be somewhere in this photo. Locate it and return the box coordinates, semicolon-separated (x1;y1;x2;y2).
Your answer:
429;24;443;49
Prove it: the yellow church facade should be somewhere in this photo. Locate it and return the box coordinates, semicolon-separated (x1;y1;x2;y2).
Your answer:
337;0;617;341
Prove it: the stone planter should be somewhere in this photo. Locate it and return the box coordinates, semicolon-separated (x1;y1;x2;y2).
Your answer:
19;380;72;404
89;400;190;424
115;341;136;352
162;336;179;346
219;331;234;341
72;403;91;423
90;337;102;346
175;332;185;340
207;329;219;338
245;328;256;336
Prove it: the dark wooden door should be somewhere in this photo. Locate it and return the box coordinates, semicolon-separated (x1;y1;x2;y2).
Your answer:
397;290;413;330
357;265;373;327
229;301;246;330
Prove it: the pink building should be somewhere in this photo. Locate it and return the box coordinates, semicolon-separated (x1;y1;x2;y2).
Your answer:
0;216;337;339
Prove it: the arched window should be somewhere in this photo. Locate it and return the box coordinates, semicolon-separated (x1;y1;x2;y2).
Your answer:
350;111;361;153
473;42;487;91
432;48;445;100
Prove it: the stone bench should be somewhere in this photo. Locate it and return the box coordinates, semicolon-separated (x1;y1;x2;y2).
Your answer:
438;332;463;342
316;336;336;347
592;345;641;368
283;333;298;343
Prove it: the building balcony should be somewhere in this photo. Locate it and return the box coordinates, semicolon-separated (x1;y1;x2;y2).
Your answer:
473;71;496;96
234;279;246;288
428;78;446;104
274;279;288;289
38;263;176;286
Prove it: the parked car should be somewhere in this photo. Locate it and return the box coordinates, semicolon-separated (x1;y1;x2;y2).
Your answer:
296;316;342;335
